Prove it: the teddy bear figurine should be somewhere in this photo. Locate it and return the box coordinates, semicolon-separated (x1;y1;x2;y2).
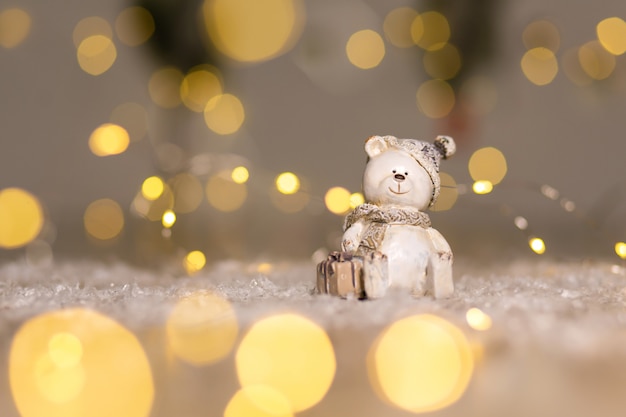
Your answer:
340;134;456;299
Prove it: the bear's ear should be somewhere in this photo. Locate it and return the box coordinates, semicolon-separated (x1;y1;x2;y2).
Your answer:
364;136;389;157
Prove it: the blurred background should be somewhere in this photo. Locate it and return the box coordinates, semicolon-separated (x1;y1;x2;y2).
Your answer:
2;0;626;269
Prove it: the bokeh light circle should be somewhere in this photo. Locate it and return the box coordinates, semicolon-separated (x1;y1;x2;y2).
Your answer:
416;79;455;119
275;172;300;195
346;29;385;70
521;47;558;86
204;94;245;135
324;187;351;215
166;291;238;365
236;313;336;412
206;174;247;212
83;199;124;241
468;147;507;185
9;308;154;417
0;188;44;249
367;314;473;413
88;123;130;157
77;35;117;76
383;7;419;48
225;385;293;417
597;17;626;56
0;8;32;48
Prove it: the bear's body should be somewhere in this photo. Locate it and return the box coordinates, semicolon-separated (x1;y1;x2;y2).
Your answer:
341;135;455;298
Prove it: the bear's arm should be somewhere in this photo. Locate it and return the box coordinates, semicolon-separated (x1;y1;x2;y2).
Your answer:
342;220;365;254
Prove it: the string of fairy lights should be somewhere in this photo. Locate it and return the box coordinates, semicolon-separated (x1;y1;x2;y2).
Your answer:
1;2;626;270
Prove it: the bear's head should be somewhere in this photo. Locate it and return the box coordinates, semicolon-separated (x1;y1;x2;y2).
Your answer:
362;135;455;210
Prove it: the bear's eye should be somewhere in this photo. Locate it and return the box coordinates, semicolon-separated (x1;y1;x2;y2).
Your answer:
404;172;408;176
392;170;396;174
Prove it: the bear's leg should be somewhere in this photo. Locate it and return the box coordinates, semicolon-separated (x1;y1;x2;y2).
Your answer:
363;251;389;299
428;251;454;298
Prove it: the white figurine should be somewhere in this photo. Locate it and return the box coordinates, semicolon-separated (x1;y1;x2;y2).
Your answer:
341;135;456;298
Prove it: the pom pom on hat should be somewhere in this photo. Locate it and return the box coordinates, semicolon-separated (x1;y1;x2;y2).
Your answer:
434;135;456;159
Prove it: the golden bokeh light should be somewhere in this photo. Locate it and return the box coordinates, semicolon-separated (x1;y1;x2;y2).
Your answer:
597;17;626;56
578;41;615;80
231;166;250;184
423;43;462;80
161;210;176;228
468;147;507;185
383;7;419;48
324;187;351;215
141;176;165;201
275;172;300;195
521;47;558;86
269;188;310;213
206;173;247;212
110;102;148;142
73;17;112;47
170;173;204;214
9;308;154;417
349;192;364;209
0;8;31;48
416;79;455;119
472;180;493;195
562;47;593;86
183;250;207;275
529;237;546;255
368;314;473;413
346;29;386;70
204;0;305;63
431;172;457;211
236;313;336;412
522;20;560;52
411;11;450;51
615;242;626;259
204;93;245;135
133;184;175;221
83;199;124;241
166;291;238;365
114;6;155;47
88;123;130;157
77;35;117;76
180;68;223;112
466;308;492;331
225;385;293;417
0;188;44;249
148;67;184;109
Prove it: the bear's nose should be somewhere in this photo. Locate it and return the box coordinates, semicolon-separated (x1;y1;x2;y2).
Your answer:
394;173;405;182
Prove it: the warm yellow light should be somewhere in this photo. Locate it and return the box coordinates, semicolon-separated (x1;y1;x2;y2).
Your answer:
368;314;473;413
431;172;457;211
383;7;419;48
521;47;558;86
225;385;293;417
161;210;176;228
180;69;223;112
423;43;462;80
148;67;184;108
9;308;154;417
411;11;450;51
115;7;155;47
562;47;593;86
468;147;507;185
77;35;117;76
183;250;207;275
257;263;272;274
231;166;250;184
472;180;493;195
204;93;245;135
236;313;336;412
465;308;492;331
88;123;129;156
170;173;204;214
597;17;626;56
615;242;626;259
522;20;560;52
578;41;615;80
166;291;238;365
0;8;31;48
206;174;247;212
141;176;164;201
275;172;300;195
110;102;148;142
0;188;44;249
416;79;455;119
346;29;386;70
324;187;351;215
73;17;112;47
529;237;546;255
349;192;364;209
204;0;305;63
269;189;310;213
84;199;124;241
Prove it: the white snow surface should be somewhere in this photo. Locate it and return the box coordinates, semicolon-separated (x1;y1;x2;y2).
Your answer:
3;257;626;416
